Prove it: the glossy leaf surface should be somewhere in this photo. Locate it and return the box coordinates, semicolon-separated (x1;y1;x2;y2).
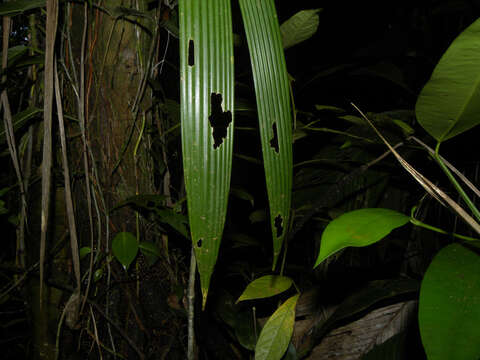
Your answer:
416;17;480;142
314;208;409;267
239;0;293;270
255;294;299;360
419;244;480;360
180;0;234;306
237;275;293;303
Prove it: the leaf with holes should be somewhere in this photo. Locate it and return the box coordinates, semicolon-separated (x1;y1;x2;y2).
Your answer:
314;208;409;267
112;232;138;271
416;17;480;142
239;0;293;270
180;0;234;307
255;294;299;360
419;244;480;360
280;9;321;49
237;275;293;303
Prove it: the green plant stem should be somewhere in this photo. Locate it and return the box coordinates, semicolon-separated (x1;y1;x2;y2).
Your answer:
410;216;480;242
434;143;480;222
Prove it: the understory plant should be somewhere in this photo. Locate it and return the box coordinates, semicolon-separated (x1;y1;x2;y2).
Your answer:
1;1;480;359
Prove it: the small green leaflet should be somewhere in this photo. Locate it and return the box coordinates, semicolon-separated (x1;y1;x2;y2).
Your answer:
79;247;91;260
255;294;299;360
280;9;322;50
314;208;409;267
419;244;480;360
237;275;293;303
112;232;138;271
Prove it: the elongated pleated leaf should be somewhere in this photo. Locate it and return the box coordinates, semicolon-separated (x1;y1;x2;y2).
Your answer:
419;244;480;360
236;275;293;303
180;0;234;307
0;0;45;16
416;18;480;142
255;294;299;360
314;208;409;267
239;0;293;270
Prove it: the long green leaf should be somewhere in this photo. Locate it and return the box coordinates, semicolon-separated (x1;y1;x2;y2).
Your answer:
419;244;480;360
239;0;293;270
0;0;45;16
255;294;299;360
0;106;42;146
180;0;234;307
416;17;480;142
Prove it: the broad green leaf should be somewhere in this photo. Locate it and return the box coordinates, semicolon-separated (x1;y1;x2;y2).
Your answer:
419;244;480;360
138;241;161;257
154;209;189;238
235;311;258;351
249;209;267;224
2;45;28;67
112;232;138;270
111;194;189;238
79;247;91;260
255;294;299;360
0;199;8;215
280;9;321;50
139;241;161;265
239;0;293;270
93;268;103;282
314;208;409;267
230;186;255;206
0;0;45;16
416;17;480;142
180;0;234;307
237;275;293;303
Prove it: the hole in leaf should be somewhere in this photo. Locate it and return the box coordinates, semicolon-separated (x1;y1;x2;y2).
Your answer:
208;93;232;149
197;239;203;248
188;40;194;66
274;214;283;238
270;122;279;153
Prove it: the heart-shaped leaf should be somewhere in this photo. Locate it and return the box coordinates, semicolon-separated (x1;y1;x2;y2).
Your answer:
314;208;409;267
237;275;293;303
416;17;480;142
112;232;138;271
255;294;299;360
419;244;480;360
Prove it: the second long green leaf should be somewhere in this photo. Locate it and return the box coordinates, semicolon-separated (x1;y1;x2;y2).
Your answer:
239;0;293;270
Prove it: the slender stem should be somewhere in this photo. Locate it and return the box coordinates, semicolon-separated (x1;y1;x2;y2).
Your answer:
434;143;480;222
410;207;479;242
